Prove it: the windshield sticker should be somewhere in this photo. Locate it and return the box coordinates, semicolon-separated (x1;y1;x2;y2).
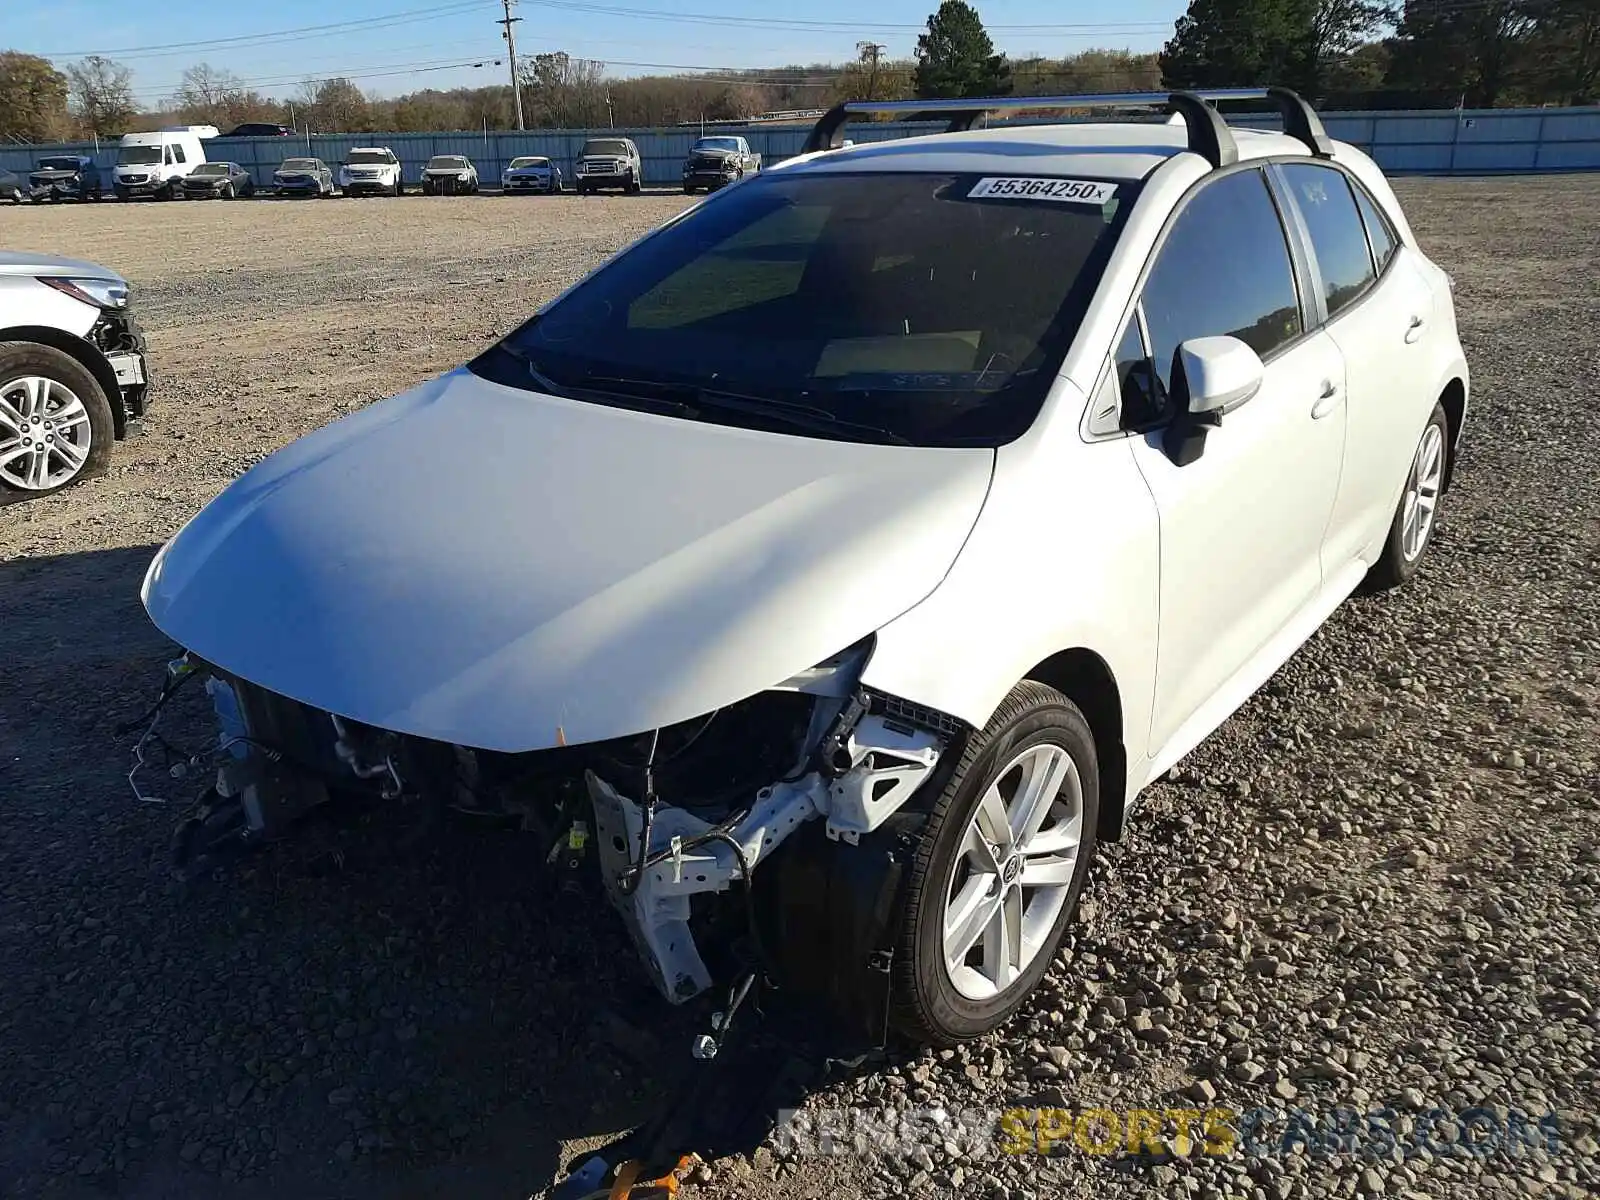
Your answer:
968;177;1116;205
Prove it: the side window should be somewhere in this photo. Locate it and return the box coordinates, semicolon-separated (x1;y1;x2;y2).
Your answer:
163;145;173;166
1351;182;1398;275
1280;163;1375;318
1141;168;1303;402
172;144;187;164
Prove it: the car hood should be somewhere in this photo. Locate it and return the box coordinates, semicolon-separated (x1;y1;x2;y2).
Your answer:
425;168;472;176
142;369;995;753
30;168;83;180
0;251;124;281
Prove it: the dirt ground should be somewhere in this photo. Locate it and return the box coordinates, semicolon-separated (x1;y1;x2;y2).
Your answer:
1;179;1597;1200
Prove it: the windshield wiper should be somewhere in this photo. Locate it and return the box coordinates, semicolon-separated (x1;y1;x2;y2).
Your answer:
485;359;911;445
573;374;910;444
691;388;912;446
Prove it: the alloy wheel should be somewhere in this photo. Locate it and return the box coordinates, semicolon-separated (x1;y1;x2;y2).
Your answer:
1401;423;1445;562
0;375;94;491
942;742;1084;1001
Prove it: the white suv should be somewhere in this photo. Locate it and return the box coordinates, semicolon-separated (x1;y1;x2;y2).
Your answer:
339;147;405;197
1;253;150;496
138;89;1466;1045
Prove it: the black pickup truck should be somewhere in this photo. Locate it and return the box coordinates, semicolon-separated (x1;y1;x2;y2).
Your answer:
29;155;104;202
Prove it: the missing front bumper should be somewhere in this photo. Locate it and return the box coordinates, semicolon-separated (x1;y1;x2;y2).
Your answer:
585;709;945;1005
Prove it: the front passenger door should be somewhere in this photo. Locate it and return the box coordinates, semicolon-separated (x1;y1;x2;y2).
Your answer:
1122;167;1348;763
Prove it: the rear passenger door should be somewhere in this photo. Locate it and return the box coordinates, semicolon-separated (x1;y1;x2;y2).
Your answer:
1120;166;1348;761
1274;162;1437;570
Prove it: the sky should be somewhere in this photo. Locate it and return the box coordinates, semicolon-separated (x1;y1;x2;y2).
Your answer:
7;0;1183;108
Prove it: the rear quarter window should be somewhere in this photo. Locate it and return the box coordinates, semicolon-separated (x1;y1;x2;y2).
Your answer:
1351;182;1400;275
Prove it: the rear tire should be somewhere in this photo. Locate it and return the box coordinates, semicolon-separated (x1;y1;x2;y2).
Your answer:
889;680;1100;1046
1364;402;1450;592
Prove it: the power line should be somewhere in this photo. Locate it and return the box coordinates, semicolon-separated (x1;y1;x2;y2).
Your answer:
38;1;495;61
520;0;1173;33
125;55;508;100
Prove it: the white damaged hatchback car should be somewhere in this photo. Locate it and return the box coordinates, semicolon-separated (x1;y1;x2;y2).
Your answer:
139;88;1467;1045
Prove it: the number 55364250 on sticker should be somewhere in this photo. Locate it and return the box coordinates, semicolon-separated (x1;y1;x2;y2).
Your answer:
968;177;1117;204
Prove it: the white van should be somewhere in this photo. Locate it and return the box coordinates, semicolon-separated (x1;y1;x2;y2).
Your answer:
113;129;210;201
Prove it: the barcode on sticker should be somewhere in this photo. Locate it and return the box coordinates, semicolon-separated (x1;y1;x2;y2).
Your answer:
968;177;1116;204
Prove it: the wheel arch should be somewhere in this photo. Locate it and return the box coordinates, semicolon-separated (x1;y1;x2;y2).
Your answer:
0;325;126;437
1438;376;1466;490
1022;647;1129;841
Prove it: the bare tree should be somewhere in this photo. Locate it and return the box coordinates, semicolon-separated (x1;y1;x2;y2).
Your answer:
66;55;136;137
520;52;608;127
172;62;244;125
295;76;371;132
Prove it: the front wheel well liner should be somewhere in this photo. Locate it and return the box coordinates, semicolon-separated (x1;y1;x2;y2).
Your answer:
1438;377;1466;490
0;325;126;437
1023;648;1127;840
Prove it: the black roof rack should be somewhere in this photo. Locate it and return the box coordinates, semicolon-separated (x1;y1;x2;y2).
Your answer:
799;87;1335;169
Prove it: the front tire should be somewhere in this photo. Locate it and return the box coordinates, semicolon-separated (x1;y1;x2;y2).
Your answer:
1365;402;1449;591
890;681;1099;1046
0;342;114;496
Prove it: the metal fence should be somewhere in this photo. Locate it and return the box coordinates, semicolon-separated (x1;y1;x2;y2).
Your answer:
4;105;1599;191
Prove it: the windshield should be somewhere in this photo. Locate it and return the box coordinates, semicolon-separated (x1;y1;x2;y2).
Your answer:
117;146;162;165
280;159;319;171
348;150;392;165
509;157;549;168
192;163;229;175
427;155;467;169
475;171;1134;447
582;140;631;158
38;157;83;171
693;138;741;153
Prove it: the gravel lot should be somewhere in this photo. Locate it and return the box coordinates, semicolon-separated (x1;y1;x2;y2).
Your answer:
1;178;1596;1200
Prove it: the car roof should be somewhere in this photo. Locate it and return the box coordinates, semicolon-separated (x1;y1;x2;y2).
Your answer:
782;121;1318;182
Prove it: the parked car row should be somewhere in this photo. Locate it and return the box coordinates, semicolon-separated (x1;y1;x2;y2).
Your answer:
4;134;767;205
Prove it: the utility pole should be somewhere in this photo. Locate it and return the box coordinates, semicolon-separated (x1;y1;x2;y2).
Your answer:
499;0;525;131
856;41;886;101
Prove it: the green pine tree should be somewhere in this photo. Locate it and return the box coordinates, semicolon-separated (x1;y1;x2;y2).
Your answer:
914;1;1012;98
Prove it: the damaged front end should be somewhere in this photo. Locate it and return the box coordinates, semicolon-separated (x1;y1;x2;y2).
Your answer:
131;636;962;1026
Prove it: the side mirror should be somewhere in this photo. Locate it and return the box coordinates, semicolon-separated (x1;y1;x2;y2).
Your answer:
1179;336;1263;416
1162;336;1263;465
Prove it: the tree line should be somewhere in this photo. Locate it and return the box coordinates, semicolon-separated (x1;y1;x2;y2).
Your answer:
1;0;1595;145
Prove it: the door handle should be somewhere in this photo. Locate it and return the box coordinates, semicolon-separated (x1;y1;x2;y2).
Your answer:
1404;314;1426;344
1311;379;1341;420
